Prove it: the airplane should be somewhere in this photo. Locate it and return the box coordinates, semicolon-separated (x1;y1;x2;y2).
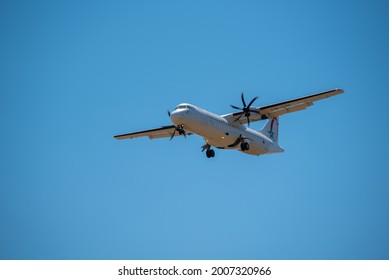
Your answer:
114;88;344;158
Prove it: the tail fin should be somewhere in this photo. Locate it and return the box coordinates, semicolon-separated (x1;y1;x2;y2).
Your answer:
261;117;279;143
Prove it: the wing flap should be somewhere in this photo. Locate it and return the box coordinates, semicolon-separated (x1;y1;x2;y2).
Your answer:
259;89;343;118
266;102;311;117
114;125;177;140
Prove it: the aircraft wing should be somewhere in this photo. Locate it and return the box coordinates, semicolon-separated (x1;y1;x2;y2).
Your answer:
114;125;183;140
222;88;344;124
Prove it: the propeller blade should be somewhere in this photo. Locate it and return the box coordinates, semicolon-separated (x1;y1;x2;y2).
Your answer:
167;110;171;117
241;92;246;107
247;117;250;127
247;96;259;108
234;112;244;122
230;104;242;110
169;129;176;141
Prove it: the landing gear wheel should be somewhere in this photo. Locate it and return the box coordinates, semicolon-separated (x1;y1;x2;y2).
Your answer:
206;149;215;158
241;142;250;151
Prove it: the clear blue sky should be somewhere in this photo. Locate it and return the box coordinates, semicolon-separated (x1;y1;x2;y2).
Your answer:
1;0;388;259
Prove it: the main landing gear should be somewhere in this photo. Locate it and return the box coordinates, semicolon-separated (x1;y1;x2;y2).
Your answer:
201;143;215;158
227;134;251;152
201;141;249;158
240;142;250;151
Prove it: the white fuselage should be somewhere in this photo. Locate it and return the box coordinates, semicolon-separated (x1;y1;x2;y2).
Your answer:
169;103;283;156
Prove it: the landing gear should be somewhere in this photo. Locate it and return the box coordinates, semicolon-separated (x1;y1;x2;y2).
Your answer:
228;134;252;152
206;149;215;158
240;142;250;151
202;143;215;158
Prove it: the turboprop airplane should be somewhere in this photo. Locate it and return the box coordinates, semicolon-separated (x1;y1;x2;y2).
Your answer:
114;88;344;158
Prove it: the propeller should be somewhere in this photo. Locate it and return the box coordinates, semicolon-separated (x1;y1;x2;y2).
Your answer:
169;125;186;141
230;92;259;126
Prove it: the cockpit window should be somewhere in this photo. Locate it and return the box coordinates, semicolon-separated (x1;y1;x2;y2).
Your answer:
174;105;192;110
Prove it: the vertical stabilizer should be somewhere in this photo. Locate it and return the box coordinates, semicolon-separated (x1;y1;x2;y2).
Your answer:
261;117;279;143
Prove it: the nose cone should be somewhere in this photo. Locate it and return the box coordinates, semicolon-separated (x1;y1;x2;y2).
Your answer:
169;109;185;125
170;104;193;125
170;104;192;125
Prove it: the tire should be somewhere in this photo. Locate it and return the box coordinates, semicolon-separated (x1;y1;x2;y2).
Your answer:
241;142;250;151
206;149;215;158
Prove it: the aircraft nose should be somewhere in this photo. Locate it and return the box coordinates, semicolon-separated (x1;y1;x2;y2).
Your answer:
169;109;186;125
169;110;180;123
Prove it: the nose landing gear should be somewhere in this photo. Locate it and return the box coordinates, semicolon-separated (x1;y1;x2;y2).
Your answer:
206;149;215;158
201;143;215;158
